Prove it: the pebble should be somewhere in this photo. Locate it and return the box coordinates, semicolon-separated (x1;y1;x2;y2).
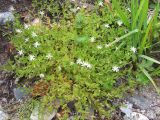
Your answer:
120;102;133;117
0;106;9;120
13;87;28;100
124;112;149;120
30;106;56;120
0;12;14;25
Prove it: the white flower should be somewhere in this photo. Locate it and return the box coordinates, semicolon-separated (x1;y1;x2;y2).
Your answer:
76;58;82;64
97;45;103;49
16;29;22;33
25;38;29;42
98;1;103;7
130;47;137;53
77;7;80;10
104;24;110;28
46;53;53;60
90;37;95;43
33;42;40;48
84;62;92;69
58;66;62;71
29;55;35;61
105;44;111;48
40;11;44;16
117;20;123;26
39;73;45;78
18;50;23;56
127;8;131;12
112;66;120;72
76;58;92;69
31;32;37;37
81;61;86;67
24;24;30;29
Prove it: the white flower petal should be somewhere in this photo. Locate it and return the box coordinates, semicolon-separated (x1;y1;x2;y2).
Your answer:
39;73;45;78
98;1;103;6
112;66;120;72
16;29;22;33
18;50;23;56
29;55;35;61
130;47;137;53
117;20;123;26
32;32;37;37
97;45;103;49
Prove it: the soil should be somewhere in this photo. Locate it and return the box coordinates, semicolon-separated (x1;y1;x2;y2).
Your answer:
0;0;32;119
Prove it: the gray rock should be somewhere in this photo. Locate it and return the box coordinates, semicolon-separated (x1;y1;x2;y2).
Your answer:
145;110;157;120
0;109;9;120
120;102;133;117
30;106;56;120
0;12;14;25
13;87;28;100
127;95;152;110
123;112;149;120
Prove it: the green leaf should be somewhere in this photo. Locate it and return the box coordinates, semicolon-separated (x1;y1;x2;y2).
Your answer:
139;65;160;94
112;0;130;28
76;35;89;43
139;55;160;64
136;72;149;84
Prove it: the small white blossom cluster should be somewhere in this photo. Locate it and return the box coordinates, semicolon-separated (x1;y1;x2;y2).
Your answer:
104;24;110;28
24;24;30;29
117;20;123;26
16;29;22;33
130;47;137;53
76;58;92;69
97;45;103;49
39;73;45;78
17;30;54;62
112;66;120;72
90;37;95;43
98;1;103;7
39;11;44;16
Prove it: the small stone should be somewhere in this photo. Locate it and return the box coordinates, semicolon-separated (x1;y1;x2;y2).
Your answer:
0;12;14;25
0;110;9;120
30;105;56;120
145;110;156;120
13;87;28;100
120;102;133;117
124;112;149;120
127;95;152;109
30;106;39;120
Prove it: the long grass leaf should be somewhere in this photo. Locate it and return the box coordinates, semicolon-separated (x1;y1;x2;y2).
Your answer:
139;66;160;94
112;0;130;28
106;29;138;47
132;0;146;29
140;4;159;54
139;55;160;64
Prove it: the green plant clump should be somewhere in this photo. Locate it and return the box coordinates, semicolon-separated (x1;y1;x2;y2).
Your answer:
7;0;160;120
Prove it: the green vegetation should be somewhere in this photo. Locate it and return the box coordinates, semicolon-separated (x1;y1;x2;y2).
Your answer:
5;0;160;119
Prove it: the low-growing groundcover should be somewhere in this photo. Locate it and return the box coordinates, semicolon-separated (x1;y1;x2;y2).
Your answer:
6;0;160;119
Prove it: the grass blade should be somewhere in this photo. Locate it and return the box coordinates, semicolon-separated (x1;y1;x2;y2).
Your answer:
106;29;138;47
112;0;130;28
139;66;160;94
132;0;147;29
139;55;160;64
